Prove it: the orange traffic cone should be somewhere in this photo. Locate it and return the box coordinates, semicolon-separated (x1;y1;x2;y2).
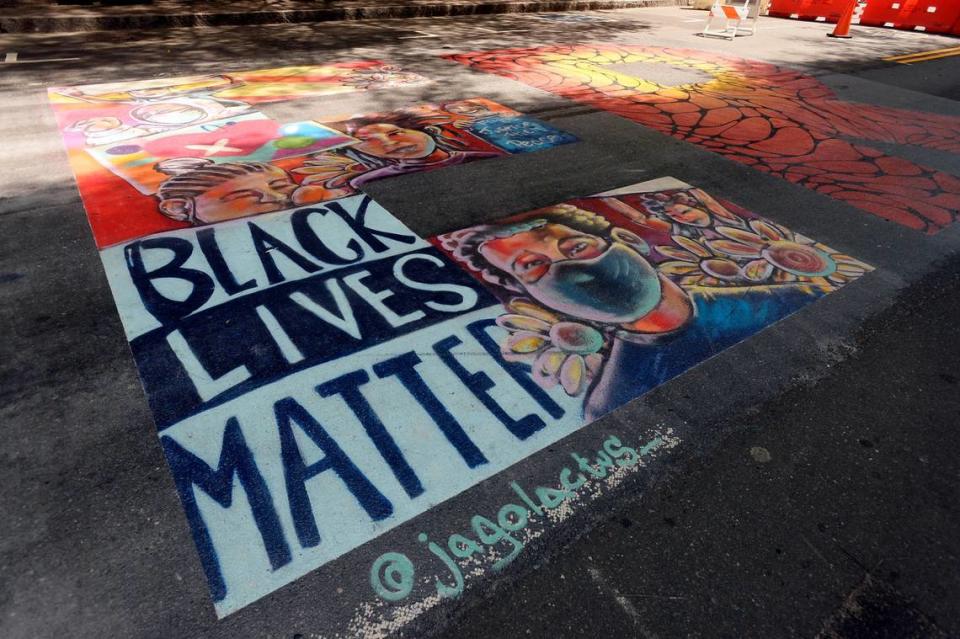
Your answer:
828;0;857;38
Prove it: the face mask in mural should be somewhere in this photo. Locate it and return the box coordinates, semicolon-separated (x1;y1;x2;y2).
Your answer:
438;180;872;406
530;242;664;324
477;220;668;325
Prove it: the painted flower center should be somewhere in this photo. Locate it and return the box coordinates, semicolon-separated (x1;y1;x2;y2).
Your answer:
549;322;604;355
761;241;836;277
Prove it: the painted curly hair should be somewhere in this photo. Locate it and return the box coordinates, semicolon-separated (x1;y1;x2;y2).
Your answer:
438;204;612;292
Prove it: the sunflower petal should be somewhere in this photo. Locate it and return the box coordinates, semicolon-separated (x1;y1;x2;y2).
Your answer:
584;353;603;378
507;299;560;324
500;345;536;364
496;313;552;334
741;258;774;282
709;203;745;225
658;260;700;276
837;263;867;275
656;245;698;262
773;269;797;283
673;235;713;258
532;347;565;389
702;258;742;280
715;226;766;247
707;239;763;258
749;219;786;241
506;331;547;354
560;354;586;396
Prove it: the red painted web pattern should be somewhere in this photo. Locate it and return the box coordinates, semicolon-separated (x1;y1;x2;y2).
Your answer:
446;45;960;233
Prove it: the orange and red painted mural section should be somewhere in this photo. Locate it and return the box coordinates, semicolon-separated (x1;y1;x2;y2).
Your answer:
447;46;960;233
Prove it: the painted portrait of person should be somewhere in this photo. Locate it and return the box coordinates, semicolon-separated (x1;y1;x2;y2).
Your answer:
65;116;162;147
291;115;503;204
438;191;868;420
54;74;240;104
154;157;298;225
438;99;511;129
128;96;251;129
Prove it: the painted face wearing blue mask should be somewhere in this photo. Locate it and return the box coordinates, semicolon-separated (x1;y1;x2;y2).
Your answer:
524;242;663;325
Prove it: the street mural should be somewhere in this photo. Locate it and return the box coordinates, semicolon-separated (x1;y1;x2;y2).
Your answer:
446;46;960;234
50;66;576;248
50;65;873;619
433;178;872;419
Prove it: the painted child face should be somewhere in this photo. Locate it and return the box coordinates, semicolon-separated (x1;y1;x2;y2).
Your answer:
446;102;496;118
71;117;122;134
130;101;210;126
480;223;608;284
352;123;437;160
479;222;665;325
187;166;297;224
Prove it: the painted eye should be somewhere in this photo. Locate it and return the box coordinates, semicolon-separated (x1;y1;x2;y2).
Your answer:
513;252;551;283
559;236;603;260
521;258;544;270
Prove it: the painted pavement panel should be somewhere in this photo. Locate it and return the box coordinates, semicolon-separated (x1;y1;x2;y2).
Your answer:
47;63;874;620
48;67;576;248
446;46;960;234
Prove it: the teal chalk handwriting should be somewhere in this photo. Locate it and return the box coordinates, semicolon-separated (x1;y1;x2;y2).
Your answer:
369;433;666;602
369;552;415;601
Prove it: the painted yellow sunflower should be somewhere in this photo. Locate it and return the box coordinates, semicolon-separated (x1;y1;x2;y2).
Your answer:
496;299;605;397
657;219;871;288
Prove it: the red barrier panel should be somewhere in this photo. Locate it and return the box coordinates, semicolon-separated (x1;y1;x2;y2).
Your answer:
859;0;960;33
769;0;960;32
768;0;850;20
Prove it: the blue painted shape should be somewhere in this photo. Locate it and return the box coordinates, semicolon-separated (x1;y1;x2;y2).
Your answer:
467;115;578;153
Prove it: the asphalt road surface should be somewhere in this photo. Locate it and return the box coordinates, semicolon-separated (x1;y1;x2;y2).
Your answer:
1;7;958;639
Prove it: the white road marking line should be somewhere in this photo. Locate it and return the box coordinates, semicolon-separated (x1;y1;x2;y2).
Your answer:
13;58;82;64
4;53;81;64
469;25;527;33
399;30;440;39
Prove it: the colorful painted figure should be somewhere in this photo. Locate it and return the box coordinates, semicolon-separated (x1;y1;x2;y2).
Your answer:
65;116;162;146
154;157;298;225
446;204;694;333
292;117;503;203
51;71;575;247
437;181;872;418
127;97;251;128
